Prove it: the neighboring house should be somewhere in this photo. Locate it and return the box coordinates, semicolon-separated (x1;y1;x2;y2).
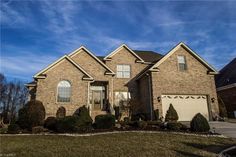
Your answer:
26;42;219;121
216;58;236;118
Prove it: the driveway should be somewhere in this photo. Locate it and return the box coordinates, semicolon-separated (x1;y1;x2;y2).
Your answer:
209;122;236;138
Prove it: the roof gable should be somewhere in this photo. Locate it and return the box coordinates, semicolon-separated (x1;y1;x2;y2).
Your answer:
68;46;115;75
34;55;94;80
149;42;218;73
104;44;145;62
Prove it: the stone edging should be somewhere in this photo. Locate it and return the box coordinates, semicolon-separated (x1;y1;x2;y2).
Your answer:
218;145;236;157
0;130;227;138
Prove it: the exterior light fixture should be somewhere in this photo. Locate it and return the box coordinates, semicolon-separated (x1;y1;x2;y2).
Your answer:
211;98;215;103
157;96;161;102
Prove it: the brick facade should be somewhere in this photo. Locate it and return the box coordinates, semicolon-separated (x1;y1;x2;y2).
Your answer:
30;43;219;120
144;45;219;120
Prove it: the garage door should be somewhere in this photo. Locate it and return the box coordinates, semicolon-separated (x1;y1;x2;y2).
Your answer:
162;95;209;121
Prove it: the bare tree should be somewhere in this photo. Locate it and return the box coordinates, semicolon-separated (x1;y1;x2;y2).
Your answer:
0;73;28;124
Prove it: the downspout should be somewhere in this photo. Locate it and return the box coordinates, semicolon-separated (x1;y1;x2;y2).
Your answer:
147;73;153;120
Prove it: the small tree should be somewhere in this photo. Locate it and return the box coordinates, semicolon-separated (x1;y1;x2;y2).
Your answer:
165;104;179;122
17;100;45;130
190;113;210;132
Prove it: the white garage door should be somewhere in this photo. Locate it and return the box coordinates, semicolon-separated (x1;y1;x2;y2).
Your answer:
162;95;209;121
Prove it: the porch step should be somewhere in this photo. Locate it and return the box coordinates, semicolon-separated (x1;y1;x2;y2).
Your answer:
91;110;107;121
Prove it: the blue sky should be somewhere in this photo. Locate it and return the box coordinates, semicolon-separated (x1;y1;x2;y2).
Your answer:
1;0;236;82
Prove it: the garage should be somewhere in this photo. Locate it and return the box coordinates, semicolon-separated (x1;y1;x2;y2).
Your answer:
161;94;209;121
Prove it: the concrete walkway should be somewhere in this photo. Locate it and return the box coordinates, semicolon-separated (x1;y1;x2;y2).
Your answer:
209;122;236;138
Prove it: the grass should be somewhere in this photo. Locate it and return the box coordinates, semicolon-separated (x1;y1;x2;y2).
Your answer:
0;132;235;157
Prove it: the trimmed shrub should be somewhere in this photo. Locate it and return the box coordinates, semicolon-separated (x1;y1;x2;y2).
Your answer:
32;126;46;134
44;117;57;131
56;107;66;118
147;121;161;126
137;121;147;129
131;113;147;121
95;114;115;129
165;104;178;122
56;116;80;133
18;100;45;130
166;122;183;131
75;106;93;131
154;109;159;120
123;117;130;123
8;123;20;134
190;113;210;132
56;106;93;133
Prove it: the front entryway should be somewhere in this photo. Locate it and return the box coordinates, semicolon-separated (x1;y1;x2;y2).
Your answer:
161;94;209;121
92;90;103;110
89;81;109;119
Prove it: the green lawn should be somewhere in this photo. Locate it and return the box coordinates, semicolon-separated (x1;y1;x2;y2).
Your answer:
0;132;235;157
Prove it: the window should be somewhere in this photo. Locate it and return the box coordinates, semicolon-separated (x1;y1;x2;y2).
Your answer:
57;80;71;102
177;56;187;71
116;65;130;78
115;92;131;110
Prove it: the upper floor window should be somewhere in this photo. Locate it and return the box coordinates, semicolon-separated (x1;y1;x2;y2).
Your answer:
57;80;71;102
116;65;131;78
177;56;187;71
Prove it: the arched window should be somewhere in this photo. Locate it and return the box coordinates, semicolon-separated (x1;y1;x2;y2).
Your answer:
57;80;71;102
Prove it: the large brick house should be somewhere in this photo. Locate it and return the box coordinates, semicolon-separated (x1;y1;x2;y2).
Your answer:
216;58;236;118
26;42;219;121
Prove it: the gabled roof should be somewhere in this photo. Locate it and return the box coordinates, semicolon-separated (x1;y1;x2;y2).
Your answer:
216;58;236;88
34;55;94;80
104;44;145;62
68;46;115;75
133;50;163;63
136;42;218;80
149;42;218;73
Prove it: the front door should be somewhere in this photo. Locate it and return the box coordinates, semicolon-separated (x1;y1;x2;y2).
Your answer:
92;91;102;110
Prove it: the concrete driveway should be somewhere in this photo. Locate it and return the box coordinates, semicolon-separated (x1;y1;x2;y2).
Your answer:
209;122;236;138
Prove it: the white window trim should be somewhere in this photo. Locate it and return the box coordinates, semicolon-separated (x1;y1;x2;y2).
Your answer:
116;64;131;78
177;55;187;71
56;80;72;103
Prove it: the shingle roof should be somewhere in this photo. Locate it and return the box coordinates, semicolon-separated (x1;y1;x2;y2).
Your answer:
97;56;105;62
133;50;163;63
216;58;236;87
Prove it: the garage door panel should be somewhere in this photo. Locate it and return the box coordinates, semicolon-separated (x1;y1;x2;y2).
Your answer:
162;95;209;121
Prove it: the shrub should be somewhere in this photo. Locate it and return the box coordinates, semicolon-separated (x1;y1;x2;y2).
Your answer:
18;100;45;130
190;113;210;132
114;106;121;120
56;116;80;133
166;122;183;131
8;123;20;134
95;114;115;129
17;107;30;129
165;104;178;122
147;121;161;126
137;121;147;129
154;109;159;120
123;117;130;123
32;126;46;134
56;107;66;118
75;106;93;131
44;117;57;131
131;113;147;121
